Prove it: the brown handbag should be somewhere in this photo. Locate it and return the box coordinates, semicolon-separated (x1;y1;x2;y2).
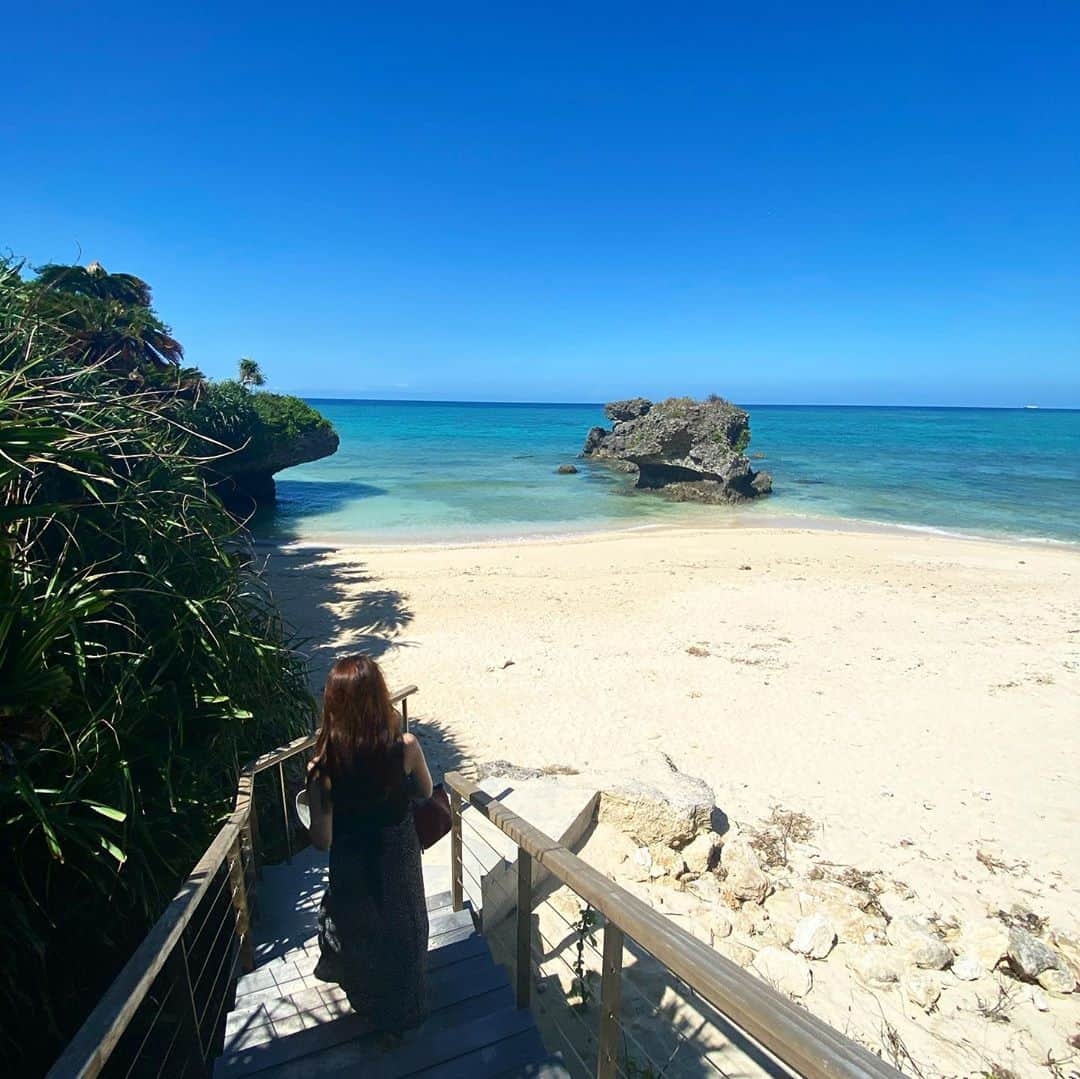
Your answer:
412;783;452;850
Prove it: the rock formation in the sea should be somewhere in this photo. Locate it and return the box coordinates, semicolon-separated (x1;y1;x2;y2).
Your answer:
583;395;772;503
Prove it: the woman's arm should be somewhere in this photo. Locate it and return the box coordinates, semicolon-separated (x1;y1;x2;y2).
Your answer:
306;763;333;850
403;733;434;799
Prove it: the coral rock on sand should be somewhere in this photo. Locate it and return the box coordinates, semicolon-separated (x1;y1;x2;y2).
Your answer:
816;898;887;945
720;837;772;904
954;919;1010;971
790;914;838;960
753;946;813;998
1007;927;1070;983
717;938;755;967
582;395;772;503
804;879;874;911
680;832;722;877
1051;930;1080;981
886;915;953;970
1037;966;1077;996
904;971;943;1011
763;889;808;944
597;751;717;848
848;945;906;986
951;955;985;981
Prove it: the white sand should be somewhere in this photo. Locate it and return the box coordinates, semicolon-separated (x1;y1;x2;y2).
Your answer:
266;522;1080;1073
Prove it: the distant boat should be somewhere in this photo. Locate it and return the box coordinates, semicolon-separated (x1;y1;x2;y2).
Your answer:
1023;404;1040;409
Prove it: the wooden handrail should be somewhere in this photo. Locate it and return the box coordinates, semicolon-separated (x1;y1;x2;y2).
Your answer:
445;770;904;1079
47;684;419;1079
243;685;419;774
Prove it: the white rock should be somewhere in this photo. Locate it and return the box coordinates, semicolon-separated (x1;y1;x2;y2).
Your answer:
598;751;717;847
630;846;653;882
954;919;1009;971
1051;930;1080;981
804;879;872;910
886;915;952;970
848;945;906;986
903;971;942;1011
816;897;887;945
721;837;772;904
1037;966;1076;996
650;845;685;878
763;889;808;944
790;914;837;960
680;831;722;876
1030;985;1050;1011
951;955;985;981
716;938;755;967
688;872;722;904
707;908;734;941
752;946;813;998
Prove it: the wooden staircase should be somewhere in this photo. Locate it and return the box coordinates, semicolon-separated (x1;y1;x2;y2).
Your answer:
213;856;568;1079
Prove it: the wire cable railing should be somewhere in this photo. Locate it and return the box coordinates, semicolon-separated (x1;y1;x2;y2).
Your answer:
46;686;419;1079
457;804;735;1079
446;770;905;1079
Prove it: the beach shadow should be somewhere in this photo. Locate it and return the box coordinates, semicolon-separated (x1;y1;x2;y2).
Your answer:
261;546;415;689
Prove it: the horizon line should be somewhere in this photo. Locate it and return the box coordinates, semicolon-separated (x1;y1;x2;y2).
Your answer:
283;395;1079;412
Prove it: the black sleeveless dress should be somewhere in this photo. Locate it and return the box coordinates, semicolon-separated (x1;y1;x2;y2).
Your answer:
312;740;429;1032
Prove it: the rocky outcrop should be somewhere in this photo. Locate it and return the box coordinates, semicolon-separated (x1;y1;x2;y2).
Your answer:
211;393;339;508
582;396;772;503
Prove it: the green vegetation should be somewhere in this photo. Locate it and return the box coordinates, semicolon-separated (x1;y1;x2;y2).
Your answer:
238;356;265;387
25;261;200;389
188;381;333;471
734;428;751;455
0;260;315;1070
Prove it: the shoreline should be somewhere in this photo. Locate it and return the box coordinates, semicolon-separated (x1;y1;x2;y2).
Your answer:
255;506;1080;555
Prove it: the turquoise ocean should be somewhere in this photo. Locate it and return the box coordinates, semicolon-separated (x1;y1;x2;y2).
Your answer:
258;401;1080;546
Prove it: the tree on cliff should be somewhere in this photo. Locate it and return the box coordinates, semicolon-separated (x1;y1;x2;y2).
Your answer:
28;262;190;382
238;356;265;387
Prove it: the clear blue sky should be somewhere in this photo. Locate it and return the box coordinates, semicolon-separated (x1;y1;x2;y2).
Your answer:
3;3;1079;406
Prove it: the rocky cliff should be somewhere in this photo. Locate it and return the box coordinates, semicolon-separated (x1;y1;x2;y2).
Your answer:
191;385;340;508
583;396;771;503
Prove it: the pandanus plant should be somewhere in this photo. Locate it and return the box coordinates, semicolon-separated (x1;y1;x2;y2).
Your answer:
0;259;314;1069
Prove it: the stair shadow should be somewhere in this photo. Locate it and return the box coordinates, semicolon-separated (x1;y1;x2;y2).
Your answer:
528;928;787;1079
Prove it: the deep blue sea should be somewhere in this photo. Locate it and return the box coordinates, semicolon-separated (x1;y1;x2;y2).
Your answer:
258;401;1080;545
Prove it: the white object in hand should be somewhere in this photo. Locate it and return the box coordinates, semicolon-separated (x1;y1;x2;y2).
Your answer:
295;789;311;830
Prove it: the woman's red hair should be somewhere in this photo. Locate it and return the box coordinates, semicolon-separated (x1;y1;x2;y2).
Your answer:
312;655;400;790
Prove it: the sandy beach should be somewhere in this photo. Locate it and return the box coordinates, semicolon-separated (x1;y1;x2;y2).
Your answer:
266;522;1080;1073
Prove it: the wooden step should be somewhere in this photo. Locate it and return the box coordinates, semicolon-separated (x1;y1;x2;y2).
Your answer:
235;906;475;1001
251;1005;540;1079
493;1057;573;1078
229;935;491;1034
217;951;511;1075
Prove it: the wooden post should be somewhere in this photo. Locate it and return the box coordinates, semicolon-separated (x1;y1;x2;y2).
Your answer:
450;787;463;912
516;849;532;1010
597;923;625;1079
227;837;255;974
278;761;292;863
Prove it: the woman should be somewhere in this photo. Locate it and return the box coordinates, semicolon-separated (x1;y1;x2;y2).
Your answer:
306;655;434;1034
